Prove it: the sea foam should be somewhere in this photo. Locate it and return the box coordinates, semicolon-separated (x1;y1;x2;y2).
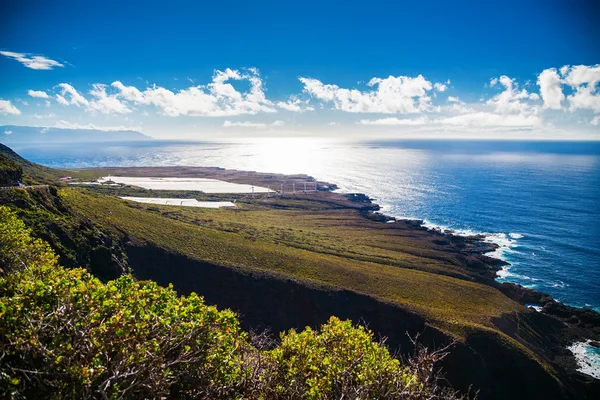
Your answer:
568;340;600;380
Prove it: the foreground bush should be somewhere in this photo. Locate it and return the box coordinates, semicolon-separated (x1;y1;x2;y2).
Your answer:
0;206;462;399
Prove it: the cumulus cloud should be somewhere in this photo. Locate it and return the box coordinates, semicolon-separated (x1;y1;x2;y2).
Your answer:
485;75;539;114
359;117;428;125
88;83;131;114
562;65;600;113
299;74;435;114
434;82;448;92
537;68;564;109
591;116;600;126
277;95;314;112
536;64;600;113
28;90;49;99
0;51;64;70
54;83;131;114
0;99;21;115
111;68;276;116
57;83;89;107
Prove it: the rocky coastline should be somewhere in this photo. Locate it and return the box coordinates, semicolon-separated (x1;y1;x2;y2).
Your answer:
346;190;600;387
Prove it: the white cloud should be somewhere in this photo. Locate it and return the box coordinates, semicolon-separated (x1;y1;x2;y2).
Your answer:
561;65;600;113
54;83;131;114
54;120;141;132
537;65;600;113
57;83;89;107
447;96;461;103
299;74;435;114
434;82;447;92
0;100;21;115
4;130;12;135
88;83;131;114
359;117;428;125
438;112;542;128
33;113;56;119
55;94;69;106
485;75;539;114
537;68;564;109
277;95;314;112
28;90;49;99
562;64;600;87
591;116;600;126
223;120;284;128
0;51;64;70
111;68;276;117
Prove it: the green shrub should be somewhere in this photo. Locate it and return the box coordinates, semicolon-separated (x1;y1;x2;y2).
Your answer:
256;317;450;399
0;206;463;399
0;154;23;187
0;206;246;399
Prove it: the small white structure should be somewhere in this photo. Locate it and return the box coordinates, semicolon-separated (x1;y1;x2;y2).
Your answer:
120;197;236;209
98;176;270;194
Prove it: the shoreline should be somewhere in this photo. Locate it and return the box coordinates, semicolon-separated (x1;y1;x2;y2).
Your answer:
64;164;600;381
352;192;600;382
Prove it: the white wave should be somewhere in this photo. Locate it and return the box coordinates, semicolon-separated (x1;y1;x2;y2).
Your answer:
413;219;527;283
419;220;519;261
525;304;543;312
568;340;600;380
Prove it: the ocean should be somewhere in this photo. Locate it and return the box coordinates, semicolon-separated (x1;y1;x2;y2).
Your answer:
9;138;600;313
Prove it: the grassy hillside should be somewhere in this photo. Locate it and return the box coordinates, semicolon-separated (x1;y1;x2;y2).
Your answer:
1;206;460;399
1;145;596;399
61;188;521;334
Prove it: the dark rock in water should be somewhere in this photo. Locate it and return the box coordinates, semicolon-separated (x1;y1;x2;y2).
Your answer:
403;219;424;227
499;282;555;306
589;341;600;348
346;193;373;204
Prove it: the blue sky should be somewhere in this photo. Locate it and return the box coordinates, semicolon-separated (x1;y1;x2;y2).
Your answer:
0;0;599;139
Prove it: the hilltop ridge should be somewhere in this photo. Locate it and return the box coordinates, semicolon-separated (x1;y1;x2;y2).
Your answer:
1;125;151;144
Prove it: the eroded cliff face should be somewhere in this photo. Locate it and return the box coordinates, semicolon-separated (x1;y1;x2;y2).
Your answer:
125;242;592;400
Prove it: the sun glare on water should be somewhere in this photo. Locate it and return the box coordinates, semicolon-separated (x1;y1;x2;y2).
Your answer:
231;137;335;176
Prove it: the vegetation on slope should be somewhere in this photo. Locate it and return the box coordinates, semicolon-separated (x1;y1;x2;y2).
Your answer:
59;187;522;334
0;186;127;281
0;155;22;186
0;144;62;185
0;206;461;399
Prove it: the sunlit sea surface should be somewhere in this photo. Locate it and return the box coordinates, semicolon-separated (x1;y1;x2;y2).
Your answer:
9;139;600;313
